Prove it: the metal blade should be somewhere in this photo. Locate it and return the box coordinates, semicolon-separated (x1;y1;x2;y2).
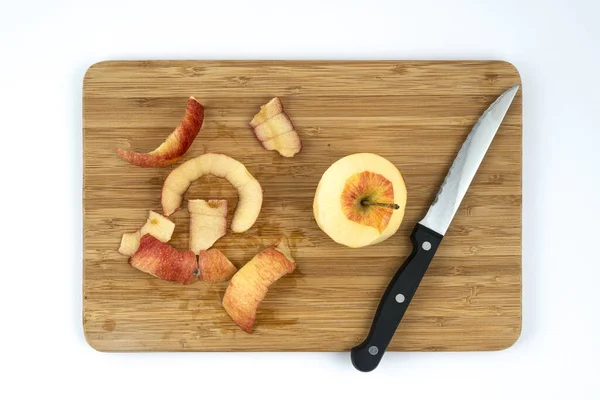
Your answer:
419;84;520;236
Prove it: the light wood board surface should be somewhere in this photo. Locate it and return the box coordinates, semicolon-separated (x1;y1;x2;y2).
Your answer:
83;60;522;352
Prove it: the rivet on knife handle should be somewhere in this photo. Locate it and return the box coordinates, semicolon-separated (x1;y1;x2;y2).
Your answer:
350;224;442;372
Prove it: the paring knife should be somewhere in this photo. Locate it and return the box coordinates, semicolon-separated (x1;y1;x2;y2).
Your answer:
350;84;520;372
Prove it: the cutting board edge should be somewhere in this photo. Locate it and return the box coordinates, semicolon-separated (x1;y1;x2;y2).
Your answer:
82;59;523;353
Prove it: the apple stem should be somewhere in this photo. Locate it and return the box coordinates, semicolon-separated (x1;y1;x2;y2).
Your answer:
361;200;400;210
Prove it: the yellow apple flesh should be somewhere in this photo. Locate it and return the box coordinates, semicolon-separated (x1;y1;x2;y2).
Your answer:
313;153;407;248
188;199;227;254
118;211;175;256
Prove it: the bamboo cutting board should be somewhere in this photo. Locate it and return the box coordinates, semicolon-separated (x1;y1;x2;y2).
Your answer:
83;60;522;352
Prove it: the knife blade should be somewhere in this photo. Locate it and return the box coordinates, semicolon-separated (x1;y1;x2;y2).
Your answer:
350;84;520;372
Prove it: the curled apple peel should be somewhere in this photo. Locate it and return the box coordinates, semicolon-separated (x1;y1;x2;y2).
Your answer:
161;153;263;233
117;97;204;167
129;234;198;284
249;97;302;157
222;238;296;333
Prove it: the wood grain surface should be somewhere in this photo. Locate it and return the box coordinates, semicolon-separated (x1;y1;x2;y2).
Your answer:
83;60;522;352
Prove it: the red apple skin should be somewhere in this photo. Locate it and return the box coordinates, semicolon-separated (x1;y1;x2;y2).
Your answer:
222;239;295;333
222;280;268;333
198;249;237;282
117;97;204;167
129;234;198;284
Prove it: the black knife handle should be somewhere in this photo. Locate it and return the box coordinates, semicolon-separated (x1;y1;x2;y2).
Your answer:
350;223;443;372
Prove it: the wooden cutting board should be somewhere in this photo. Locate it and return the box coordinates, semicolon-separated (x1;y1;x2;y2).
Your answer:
83;60;522;352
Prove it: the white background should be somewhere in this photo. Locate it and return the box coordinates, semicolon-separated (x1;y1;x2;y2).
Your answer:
1;0;599;399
